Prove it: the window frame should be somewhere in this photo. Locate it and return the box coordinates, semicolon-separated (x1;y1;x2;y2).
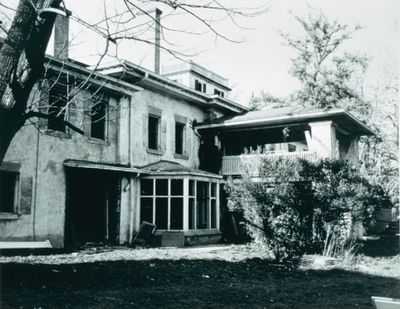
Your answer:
47;81;69;133
90;97;108;141
139;176;220;232
0;169;20;215
175;121;186;155
148;114;161;151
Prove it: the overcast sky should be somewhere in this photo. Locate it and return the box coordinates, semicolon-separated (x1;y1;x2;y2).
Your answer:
2;0;399;104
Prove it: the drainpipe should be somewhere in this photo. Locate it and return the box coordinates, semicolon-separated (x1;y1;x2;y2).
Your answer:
128;96;135;243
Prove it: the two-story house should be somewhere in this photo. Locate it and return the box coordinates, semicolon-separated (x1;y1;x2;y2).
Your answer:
0;14;374;248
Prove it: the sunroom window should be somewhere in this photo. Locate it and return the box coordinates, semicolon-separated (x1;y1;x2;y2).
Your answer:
140;177;219;231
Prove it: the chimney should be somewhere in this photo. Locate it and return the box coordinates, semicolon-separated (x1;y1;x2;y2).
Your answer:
154;8;162;74
54;10;71;61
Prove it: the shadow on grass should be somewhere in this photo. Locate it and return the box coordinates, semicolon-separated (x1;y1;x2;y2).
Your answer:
1;259;399;309
360;236;400;257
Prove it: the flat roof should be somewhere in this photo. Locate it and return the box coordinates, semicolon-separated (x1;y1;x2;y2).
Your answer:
195;106;374;136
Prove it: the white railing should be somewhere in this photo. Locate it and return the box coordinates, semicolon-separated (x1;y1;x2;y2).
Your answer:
221;151;320;176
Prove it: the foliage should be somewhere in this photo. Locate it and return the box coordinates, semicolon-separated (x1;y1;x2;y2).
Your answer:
282;12;369;112
248;91;286;111
225;158;390;262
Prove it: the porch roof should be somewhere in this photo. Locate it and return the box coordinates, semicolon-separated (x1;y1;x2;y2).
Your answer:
140;160;222;179
63;159;222;179
195;106;374;136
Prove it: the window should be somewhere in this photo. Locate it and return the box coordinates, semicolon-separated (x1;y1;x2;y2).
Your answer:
175;122;185;155
90;100;107;140
195;79;207;93
195;79;202;91
214;89;225;98
288;144;297;152
140;178;184;230
48;82;68;132
140;178;219;231
148;115;160;150
0;171;18;213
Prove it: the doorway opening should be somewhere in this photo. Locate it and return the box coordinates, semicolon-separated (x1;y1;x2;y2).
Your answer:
65;168;121;247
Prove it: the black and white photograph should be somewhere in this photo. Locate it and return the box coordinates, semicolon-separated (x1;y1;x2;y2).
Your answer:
0;0;399;308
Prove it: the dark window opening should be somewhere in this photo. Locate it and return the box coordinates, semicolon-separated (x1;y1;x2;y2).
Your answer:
214;89;225;97
171;179;183;196
175;122;185;154
170;198;183;229
155;198;168;229
288;144;297;152
141;179;153;195
91;100;106;140
148;115;160;150
0;171;18;213
156;179;168;195
195;79;202;91
140;197;153;223
48;83;68;132
196;181;209;229
195;79;207;93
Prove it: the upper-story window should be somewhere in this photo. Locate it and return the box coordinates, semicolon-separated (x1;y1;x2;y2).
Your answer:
148;114;160;150
90;98;107;140
214;89;225;98
48;82;68;132
195;79;207;93
175;122;185;155
0;170;18;214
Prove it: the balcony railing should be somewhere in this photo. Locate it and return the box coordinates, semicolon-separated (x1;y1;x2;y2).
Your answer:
221;151;320;176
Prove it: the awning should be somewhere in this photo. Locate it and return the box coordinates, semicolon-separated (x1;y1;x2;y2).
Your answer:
63;159;222;179
63;159;141;174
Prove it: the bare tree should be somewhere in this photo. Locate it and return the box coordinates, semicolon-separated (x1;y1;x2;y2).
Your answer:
0;0;268;164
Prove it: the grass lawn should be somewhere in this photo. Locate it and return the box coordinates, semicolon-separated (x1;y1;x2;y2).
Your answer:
1;256;400;309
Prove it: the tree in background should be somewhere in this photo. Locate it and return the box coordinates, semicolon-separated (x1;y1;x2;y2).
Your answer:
281;12;369;113
282;11;398;209
248;90;286;111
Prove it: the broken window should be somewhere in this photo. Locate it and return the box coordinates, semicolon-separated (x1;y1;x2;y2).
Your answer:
91;99;107;140
48;82;68;132
175;122;185;155
0;171;18;213
148;115;160;150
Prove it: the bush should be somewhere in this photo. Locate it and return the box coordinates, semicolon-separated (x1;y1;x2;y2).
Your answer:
225;158;389;262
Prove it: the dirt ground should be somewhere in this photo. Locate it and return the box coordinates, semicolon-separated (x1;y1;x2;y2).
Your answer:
1;243;399;308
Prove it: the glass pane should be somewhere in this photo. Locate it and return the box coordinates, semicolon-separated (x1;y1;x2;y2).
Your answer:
155;198;168;229
171;179;183;196
197;181;209;198
189;180;195;196
140;197;153;224
156;179;168;196
211;200;217;229
197;199;208;229
211;183;216;197
141;179;153;195
170;198;183;229
189;198;195;230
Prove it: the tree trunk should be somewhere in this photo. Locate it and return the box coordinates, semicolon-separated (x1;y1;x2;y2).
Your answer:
0;0;62;165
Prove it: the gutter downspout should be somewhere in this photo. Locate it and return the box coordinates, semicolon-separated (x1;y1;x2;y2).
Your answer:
128;96;135;243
